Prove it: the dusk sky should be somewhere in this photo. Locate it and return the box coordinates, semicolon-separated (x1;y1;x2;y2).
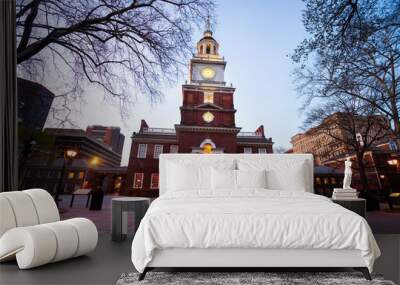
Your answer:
45;0;308;165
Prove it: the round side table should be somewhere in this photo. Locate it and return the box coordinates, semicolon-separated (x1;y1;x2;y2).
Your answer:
111;197;150;242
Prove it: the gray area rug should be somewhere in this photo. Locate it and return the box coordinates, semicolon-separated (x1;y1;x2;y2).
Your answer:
116;272;396;285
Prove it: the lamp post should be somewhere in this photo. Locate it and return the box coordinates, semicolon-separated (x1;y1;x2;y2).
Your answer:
55;149;78;206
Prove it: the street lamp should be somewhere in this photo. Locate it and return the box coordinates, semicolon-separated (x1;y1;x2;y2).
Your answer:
387;159;398;166
81;156;100;188
55;148;78;206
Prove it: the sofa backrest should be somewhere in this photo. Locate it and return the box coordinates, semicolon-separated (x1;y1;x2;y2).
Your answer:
159;154;314;195
0;189;60;237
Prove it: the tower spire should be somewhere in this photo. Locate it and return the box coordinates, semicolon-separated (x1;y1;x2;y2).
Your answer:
206;14;211;31
204;14;212;36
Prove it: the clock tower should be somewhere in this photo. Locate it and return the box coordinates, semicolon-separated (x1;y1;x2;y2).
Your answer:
175;19;240;153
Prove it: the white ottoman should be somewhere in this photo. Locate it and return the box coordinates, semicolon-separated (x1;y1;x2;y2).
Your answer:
0;189;98;269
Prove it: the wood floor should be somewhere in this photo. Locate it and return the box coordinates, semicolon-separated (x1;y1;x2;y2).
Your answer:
0;234;133;285
1;234;399;285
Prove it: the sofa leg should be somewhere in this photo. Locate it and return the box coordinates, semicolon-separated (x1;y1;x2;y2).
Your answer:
138;268;148;281
354;267;371;280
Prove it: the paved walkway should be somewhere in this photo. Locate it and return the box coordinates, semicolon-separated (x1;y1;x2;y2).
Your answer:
60;194;400;234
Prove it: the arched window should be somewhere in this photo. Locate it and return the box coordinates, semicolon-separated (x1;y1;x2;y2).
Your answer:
213;45;217;54
206;45;211;54
202;143;213;154
199;45;203;54
200;139;216;154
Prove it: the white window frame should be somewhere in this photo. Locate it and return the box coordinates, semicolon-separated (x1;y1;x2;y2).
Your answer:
133;173;144;189
243;147;252;154
258;148;267;154
153;144;163;159
137;144;147;158
170;145;179;153
150;173;159;189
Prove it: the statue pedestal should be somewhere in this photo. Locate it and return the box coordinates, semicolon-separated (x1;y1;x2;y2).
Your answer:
332;188;358;199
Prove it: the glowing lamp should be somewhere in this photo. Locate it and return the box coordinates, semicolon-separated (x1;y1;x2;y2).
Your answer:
65;149;78;159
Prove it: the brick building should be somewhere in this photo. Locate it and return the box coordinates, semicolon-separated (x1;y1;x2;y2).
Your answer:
21;128;125;194
291;114;399;195
125;23;273;197
86;125;125;155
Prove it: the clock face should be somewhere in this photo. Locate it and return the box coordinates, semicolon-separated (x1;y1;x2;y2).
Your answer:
202;112;214;123
201;67;216;80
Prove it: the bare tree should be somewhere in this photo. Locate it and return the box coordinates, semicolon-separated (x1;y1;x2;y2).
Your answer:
16;0;215;121
305;95;391;191
294;0;400;143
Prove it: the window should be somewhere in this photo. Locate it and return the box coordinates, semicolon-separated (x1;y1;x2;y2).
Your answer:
213;45;217;54
68;172;75;179
137;144;147;158
204;91;214;104
154;144;163;159
150;173;159;189
133;173;144;189
206;45;211;54
258;148;267;154
78;171;85;179
315;177;322;185
170;145;179;153
243;147;252;154
200;45;203;54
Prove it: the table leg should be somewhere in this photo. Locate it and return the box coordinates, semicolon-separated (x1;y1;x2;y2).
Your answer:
86;193;91;208
121;211;128;240
111;201;123;242
70;195;75;207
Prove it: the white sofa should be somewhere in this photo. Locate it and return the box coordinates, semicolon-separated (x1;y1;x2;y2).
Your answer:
0;188;98;269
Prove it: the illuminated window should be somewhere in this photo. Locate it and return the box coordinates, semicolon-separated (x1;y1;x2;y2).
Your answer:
137;144;147;158
133;173;144;189
78;171;85;179
258;148;267;154
170;145;179;153
150;173;159;189
243;147;252;154
331;177;337;184
154;145;163;159
324;178;329;185
204;91;214;104
315;177;322;185
68;172;75;179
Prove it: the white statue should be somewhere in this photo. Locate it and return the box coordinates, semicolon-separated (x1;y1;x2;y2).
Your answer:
343;157;353;189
